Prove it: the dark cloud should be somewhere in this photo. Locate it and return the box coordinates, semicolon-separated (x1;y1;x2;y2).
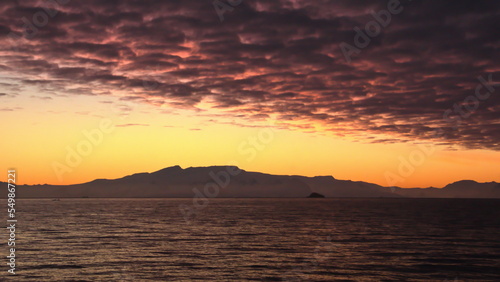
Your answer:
0;0;498;149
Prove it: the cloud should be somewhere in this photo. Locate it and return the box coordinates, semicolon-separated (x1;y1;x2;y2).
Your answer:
116;123;150;127
30;95;52;100
0;107;22;111
0;0;498;149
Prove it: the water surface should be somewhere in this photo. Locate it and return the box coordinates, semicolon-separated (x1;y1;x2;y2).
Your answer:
3;198;500;281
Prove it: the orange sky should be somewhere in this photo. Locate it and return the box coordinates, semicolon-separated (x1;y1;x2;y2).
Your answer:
1;90;499;188
0;1;499;189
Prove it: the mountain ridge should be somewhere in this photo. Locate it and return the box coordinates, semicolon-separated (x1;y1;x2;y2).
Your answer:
1;165;499;198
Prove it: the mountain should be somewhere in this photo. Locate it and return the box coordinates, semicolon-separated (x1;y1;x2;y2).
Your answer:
1;166;499;198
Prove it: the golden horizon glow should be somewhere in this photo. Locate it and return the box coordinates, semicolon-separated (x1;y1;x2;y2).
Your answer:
1;89;499;188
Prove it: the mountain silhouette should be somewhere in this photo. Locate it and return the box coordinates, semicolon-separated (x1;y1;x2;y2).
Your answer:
1;166;499;198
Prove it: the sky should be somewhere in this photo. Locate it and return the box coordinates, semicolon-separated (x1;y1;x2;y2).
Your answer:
0;0;499;188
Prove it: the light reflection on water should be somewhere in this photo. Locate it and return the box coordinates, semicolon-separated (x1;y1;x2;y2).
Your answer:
3;198;500;281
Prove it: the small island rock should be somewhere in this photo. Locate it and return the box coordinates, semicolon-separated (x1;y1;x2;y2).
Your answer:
307;192;325;198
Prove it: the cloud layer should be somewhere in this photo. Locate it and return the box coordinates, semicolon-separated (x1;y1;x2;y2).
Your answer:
1;0;499;149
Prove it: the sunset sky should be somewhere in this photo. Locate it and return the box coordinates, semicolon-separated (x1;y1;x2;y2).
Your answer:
0;0;499;188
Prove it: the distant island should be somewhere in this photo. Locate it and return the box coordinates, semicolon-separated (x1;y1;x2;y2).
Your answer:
307;192;326;198
1;166;499;198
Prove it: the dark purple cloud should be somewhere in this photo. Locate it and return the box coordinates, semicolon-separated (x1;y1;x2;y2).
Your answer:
0;0;499;149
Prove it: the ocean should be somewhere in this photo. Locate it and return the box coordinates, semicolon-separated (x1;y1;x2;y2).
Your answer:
3;198;500;281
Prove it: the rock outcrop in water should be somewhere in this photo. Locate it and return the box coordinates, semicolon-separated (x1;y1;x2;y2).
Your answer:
307;192;325;198
1;166;499;198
